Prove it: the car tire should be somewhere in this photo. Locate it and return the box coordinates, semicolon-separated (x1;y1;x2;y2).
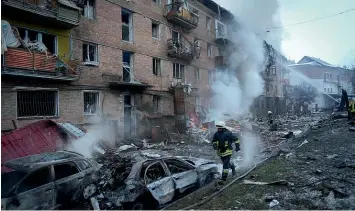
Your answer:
204;173;215;185
131;201;145;210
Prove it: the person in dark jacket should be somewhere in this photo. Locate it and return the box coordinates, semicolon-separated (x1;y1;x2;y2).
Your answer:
212;121;240;184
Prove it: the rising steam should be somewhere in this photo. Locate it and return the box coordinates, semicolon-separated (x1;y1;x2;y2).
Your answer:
209;0;283;165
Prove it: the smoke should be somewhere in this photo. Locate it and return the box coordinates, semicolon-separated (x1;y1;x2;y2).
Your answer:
65;121;117;158
210;0;283;165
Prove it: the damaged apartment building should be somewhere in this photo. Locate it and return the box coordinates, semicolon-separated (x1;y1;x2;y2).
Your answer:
1;0;235;139
252;42;291;116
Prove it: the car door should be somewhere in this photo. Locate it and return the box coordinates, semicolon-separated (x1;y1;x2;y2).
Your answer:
144;161;175;205
163;158;198;194
5;166;55;210
53;161;85;205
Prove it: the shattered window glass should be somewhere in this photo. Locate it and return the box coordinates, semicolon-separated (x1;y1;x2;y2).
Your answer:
17;167;52;194
76;160;92;170
82;43;98;63
144;162;167;184
54;163;80;180
164;159;194;174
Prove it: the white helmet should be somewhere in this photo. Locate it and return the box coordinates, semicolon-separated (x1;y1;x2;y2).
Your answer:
268;111;272;114
216;121;226;129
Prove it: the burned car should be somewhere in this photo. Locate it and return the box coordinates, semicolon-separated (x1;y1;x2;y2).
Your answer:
96;151;219;210
1;151;101;210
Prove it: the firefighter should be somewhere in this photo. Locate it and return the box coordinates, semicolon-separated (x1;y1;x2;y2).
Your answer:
212;121;240;185
268;111;273;125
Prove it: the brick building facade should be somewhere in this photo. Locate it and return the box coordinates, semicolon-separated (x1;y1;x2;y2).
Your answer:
1;0;236;139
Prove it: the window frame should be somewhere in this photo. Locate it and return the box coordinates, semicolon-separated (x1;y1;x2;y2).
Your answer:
173;63;184;79
206;16;211;35
207;43;212;58
16;166;53;194
144;161;168;185
82;42;99;66
83;91;100;115
153;58;161;76
16;90;59;119
121;9;133;42
163;158;195;175
153;95;161;113
152;21;160;39
83;0;95;19
16;27;58;54
53;162;81;181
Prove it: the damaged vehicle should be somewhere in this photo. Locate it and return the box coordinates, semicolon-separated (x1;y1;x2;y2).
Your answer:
1;151;101;210
97;151;219;210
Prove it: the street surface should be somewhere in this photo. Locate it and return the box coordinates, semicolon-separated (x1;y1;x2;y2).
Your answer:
166;117;355;210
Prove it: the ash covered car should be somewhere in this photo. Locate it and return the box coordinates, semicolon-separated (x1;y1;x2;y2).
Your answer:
1;151;101;210
95;150;219;210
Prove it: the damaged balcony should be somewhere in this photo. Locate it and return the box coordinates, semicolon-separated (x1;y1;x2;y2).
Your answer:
2;0;81;28
2;48;79;81
215;20;231;46
165;1;199;30
167;38;194;62
215;56;229;68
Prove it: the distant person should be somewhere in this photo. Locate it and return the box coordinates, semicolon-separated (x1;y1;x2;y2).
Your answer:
212;121;240;185
268;111;273;125
338;89;349;112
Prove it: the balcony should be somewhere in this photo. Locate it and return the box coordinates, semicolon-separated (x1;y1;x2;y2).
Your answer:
103;74;151;92
167;38;193;62
215;56;229;68
165;1;198;30
2;48;79;81
2;0;81;28
215;21;231;46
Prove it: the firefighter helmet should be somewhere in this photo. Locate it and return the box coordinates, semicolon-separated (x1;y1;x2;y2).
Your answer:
216;121;226;129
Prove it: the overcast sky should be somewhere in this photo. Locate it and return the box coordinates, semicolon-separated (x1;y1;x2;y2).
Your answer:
214;0;355;66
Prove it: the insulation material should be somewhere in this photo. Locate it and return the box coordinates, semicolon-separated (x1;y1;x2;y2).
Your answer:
1;20;20;53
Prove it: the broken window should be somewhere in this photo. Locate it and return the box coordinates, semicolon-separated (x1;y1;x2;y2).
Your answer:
144;162;167;184
153;95;161;112
173;63;184;79
17;167;52;193
84;92;99;114
194;67;200;81
82;43;98;64
76;160;92;170
17;90;58;118
123;51;133;82
122;9;133;42
152;21;159;39
83;0;95;19
153;58;161;76
54;163;80;180
216;21;226;38
164;159;194;174
17;27;56;54
207;43;212;58
172;30;181;42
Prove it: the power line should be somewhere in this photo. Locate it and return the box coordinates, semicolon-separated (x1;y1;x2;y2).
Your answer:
267;8;355;30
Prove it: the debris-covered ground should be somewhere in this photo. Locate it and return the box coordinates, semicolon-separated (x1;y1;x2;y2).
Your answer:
165;115;355;210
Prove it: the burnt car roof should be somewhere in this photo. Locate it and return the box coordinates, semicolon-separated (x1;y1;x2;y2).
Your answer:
3;150;84;172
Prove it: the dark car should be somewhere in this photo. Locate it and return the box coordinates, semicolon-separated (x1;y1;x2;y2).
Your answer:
1;151;101;210
100;150;219;210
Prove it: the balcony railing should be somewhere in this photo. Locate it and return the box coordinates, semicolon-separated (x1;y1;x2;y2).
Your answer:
165;1;198;30
167;38;193;62
2;0;81;27
2;48;79;81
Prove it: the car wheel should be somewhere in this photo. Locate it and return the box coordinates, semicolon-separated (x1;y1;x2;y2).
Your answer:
204;173;215;185
131;202;145;210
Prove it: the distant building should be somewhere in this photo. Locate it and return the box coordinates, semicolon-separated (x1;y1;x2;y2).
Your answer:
287;56;354;111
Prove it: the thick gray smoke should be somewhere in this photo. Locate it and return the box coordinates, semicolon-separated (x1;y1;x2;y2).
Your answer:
210;0;282;166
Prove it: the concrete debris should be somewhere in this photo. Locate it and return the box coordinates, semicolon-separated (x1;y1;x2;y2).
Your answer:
90;197;100;210
349;127;355;131
297;139;309;148
269;199;280;208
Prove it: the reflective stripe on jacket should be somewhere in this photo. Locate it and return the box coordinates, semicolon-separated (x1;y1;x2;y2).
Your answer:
212;129;239;157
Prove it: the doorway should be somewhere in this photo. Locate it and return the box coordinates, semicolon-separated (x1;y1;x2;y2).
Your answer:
124;94;134;138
